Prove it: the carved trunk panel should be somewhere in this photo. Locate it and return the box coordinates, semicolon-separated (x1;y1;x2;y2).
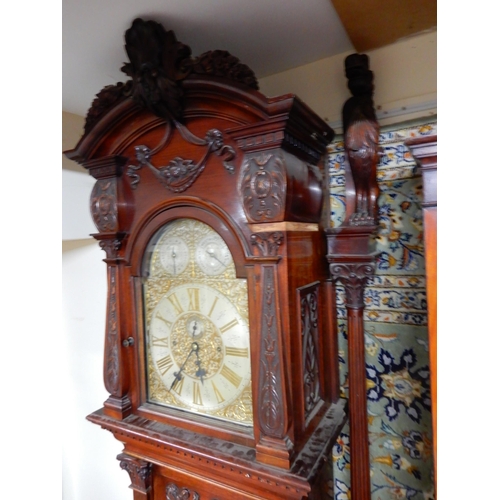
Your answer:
298;283;321;421
258;265;287;439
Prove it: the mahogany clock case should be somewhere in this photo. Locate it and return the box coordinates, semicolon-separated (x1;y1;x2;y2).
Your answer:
65;19;347;500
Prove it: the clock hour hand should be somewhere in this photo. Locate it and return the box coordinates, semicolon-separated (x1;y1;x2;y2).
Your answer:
169;342;198;391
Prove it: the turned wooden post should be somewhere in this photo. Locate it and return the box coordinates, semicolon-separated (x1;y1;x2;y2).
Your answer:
326;232;377;500
326;53;380;500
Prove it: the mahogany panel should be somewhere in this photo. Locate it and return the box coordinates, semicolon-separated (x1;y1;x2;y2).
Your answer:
406;135;437;493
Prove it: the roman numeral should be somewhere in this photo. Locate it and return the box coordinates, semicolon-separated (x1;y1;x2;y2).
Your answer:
157;355;174;375
211;381;225;404
220;364;242;388
171;375;184;396
220;318;239;334
208;296;219;318
152;336;169;348
188;288;200;311
155;312;173;328
225;346;249;357
167;293;184;316
193;382;203;405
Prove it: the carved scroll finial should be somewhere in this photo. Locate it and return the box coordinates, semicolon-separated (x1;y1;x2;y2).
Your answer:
342;53;380;226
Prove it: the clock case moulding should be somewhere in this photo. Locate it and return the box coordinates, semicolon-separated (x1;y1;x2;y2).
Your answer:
65;18;347;500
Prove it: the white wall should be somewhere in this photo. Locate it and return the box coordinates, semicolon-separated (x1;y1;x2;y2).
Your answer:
259;30;437;130
62;112;129;499
62;240;130;500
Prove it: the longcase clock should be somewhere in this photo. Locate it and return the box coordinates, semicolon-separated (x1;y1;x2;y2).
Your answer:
65;18;347;500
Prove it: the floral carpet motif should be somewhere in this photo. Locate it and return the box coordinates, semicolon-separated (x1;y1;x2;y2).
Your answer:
328;120;436;500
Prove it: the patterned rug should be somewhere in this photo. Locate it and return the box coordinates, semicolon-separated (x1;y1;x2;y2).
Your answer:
327;120;437;500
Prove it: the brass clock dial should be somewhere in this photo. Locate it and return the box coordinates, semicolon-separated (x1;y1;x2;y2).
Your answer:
143;218;253;426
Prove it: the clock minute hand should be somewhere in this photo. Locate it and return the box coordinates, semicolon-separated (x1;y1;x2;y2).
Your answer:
206;248;225;266
169;342;198;391
171;247;177;275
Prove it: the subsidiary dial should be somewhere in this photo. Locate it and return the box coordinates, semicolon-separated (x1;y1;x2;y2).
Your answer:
159;236;189;276
195;233;231;276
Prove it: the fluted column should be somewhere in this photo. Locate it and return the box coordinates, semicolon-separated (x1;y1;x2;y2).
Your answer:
330;261;375;500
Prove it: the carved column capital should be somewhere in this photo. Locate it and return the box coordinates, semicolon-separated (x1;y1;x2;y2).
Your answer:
250;231;283;257
329;262;375;309
92;232;126;262
117;453;152;494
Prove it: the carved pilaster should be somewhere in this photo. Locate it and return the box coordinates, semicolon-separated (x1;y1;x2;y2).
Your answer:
258;266;286;438
118;453;152;499
254;261;293;468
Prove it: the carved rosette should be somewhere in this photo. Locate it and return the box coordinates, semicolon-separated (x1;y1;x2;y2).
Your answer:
117;453;152;494
240;153;286;223
90;179;118;232
330;262;375;309
258;266;286;438
166;483;200;500
299;283;321;417
250;232;284;257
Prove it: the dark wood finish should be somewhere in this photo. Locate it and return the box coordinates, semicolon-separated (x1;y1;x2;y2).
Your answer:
65;19;346;499
342;53;380;226
118;453;153;500
325;53;381;500
406;135;437;494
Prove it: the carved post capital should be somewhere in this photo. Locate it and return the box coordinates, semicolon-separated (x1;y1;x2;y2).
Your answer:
92;232;126;262
117;453;152;494
250;231;284;257
329;261;375;309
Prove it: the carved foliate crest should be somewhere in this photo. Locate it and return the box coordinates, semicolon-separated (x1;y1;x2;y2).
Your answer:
83;18;259;133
